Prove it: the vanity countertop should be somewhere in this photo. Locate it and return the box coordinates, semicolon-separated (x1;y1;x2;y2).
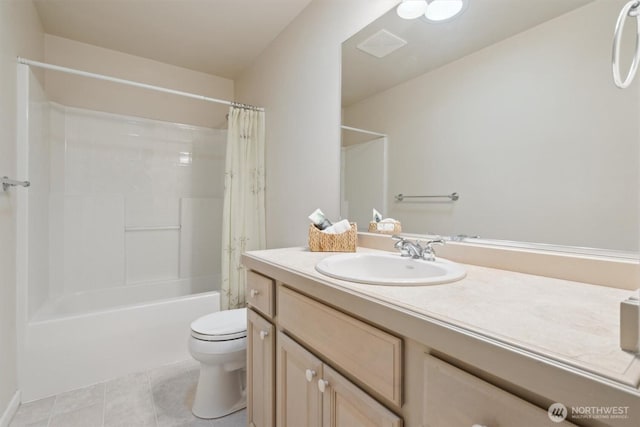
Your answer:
243;246;640;389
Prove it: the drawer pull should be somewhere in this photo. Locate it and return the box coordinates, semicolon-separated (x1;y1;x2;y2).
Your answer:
259;330;269;340
305;369;316;382
250;289;260;298
317;379;329;393
472;424;488;427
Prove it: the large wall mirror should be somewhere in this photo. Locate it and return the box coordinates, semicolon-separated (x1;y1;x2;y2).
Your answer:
341;0;639;254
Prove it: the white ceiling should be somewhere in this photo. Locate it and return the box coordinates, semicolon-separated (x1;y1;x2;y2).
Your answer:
342;0;595;106
34;0;313;79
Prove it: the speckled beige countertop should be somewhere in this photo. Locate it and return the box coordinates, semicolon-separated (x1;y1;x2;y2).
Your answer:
243;247;640;388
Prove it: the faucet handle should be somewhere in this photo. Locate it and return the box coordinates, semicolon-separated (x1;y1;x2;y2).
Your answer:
391;235;412;257
392;235;405;250
426;238;445;246
392;235;406;249
421;238;445;261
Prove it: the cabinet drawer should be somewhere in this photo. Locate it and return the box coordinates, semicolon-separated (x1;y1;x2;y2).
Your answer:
247;270;274;318
278;286;402;407
423;355;578;427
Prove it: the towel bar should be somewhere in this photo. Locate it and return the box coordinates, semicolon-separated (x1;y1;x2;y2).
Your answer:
395;192;459;202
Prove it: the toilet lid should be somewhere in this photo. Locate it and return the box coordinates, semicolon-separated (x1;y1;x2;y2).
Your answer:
191;308;247;341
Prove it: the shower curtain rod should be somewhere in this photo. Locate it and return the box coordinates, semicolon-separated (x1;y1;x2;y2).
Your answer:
17;57;264;111
340;125;386;137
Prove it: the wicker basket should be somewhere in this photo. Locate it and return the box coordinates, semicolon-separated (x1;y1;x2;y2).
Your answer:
368;221;401;235
308;223;357;252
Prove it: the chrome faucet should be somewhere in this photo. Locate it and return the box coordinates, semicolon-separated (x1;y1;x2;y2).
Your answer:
391;235;445;261
393;237;422;258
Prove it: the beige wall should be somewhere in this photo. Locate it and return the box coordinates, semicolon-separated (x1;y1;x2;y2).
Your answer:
0;0;44;415
44;35;234;128
235;0;399;248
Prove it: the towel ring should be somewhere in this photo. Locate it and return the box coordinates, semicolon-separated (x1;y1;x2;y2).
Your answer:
612;0;640;89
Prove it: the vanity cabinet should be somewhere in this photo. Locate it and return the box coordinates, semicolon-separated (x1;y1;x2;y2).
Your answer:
277;331;402;427
247;271;276;427
243;259;621;427
246;267;404;427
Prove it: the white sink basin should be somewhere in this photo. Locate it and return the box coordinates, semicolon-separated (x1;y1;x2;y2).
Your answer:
315;253;466;286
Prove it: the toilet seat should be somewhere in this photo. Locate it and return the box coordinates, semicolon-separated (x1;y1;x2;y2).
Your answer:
191;308;247;342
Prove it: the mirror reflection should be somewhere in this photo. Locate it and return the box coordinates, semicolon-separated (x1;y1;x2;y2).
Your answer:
341;0;639;252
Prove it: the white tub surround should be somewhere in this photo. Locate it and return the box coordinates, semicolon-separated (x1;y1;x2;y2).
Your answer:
242;247;640;427
45;104;226;302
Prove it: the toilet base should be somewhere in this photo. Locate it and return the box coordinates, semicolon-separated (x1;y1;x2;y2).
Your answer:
193;400;246;420
192;364;246;419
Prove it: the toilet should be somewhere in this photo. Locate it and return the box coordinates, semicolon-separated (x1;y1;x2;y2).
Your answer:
188;307;247;419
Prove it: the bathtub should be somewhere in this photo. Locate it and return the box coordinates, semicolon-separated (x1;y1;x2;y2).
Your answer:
20;280;219;402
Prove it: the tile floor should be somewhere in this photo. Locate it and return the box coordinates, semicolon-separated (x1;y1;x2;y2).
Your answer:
9;359;246;427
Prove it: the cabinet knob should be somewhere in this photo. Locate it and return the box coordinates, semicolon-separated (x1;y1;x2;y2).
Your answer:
250;289;260;298
305;369;316;382
317;379;329;393
259;330;269;340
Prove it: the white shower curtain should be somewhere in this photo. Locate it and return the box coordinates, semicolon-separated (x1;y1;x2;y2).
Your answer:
221;106;266;310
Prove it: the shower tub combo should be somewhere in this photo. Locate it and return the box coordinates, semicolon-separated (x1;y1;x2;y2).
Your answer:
16;63;226;401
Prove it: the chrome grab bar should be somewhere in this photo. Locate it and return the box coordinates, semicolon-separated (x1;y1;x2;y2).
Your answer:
613;0;640;89
395;192;459;202
2;176;30;192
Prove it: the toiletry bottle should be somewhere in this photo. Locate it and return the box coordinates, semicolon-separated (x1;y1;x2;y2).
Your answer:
308;208;332;230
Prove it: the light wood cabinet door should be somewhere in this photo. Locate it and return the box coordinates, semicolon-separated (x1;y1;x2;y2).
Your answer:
248;309;275;427
277;332;323;427
320;364;402;427
423;355;578;427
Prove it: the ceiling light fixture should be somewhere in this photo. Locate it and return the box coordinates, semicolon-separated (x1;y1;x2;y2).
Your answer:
425;0;466;22
396;0;428;20
396;0;467;22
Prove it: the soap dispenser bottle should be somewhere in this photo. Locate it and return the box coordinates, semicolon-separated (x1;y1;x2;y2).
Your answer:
620;292;640;353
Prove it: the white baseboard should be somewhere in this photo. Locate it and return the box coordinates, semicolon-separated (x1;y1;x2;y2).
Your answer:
0;390;20;427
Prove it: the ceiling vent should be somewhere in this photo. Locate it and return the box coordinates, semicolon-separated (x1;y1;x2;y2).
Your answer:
357;29;407;59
